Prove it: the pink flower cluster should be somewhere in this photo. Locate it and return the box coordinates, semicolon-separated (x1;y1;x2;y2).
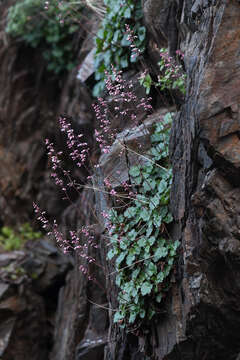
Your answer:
137;97;153;111
121;181;135;198
33;202;68;252
93;98;112;155
45;116;90;195
158;48;185;81
93;67;152;156
33;202;97;280
44;1;64;24
59;115;89;168
125;24;142;60
102;210;116;235
175;49;185;59
45;139;65;189
107;67;152;114
44;1;49;10
33;202;49;230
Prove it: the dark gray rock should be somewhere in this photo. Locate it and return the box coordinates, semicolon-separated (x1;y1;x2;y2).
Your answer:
50;190;107;360
99;108;171;188
0;239;72;360
166;0;240;359
76;337;106;360
23;238;72;293
142;0;183;56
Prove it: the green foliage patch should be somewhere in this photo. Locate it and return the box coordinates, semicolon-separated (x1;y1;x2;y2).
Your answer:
139;48;186;95
0;223;42;251
93;0;146;96
6;0;81;74
107;113;179;328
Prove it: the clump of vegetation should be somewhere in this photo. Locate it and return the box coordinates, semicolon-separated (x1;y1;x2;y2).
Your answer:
107;113;179;328
0;223;42;251
2;264;26;281
6;0;81;74
139;48;186;95
93;0;146;96
34;67;180;329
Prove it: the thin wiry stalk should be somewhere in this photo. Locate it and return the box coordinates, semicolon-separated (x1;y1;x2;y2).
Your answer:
117;140;169;172
75;183;148;204
84;0;106;17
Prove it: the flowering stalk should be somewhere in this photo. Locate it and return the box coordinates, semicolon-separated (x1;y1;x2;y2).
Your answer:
125;24;142;61
33;202;97;279
59;115;89;168
93;67;152;155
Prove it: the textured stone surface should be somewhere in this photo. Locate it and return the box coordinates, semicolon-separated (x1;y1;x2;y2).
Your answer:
0;239;71;360
166;0;240;359
142;0;182;56
99;108;171;188
50;190;107;360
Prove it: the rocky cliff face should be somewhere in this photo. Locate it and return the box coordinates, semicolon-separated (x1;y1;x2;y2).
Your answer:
1;0;240;359
169;1;240;359
0;0;94;225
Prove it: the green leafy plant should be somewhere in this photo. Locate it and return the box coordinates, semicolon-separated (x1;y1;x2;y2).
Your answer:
0;223;42;251
93;0;146;96
107;112;179;328
6;0;81;74
2;264;26;280
139;48;186;96
138;72;152;95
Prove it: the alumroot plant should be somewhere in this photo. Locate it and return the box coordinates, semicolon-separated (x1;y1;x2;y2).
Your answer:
105;113;179;329
34;66;181;329
33;202;97;280
139;48;186;96
93;0;146;96
125;24;142;61
34;67;151;271
6;0;81;74
58;115;89;167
